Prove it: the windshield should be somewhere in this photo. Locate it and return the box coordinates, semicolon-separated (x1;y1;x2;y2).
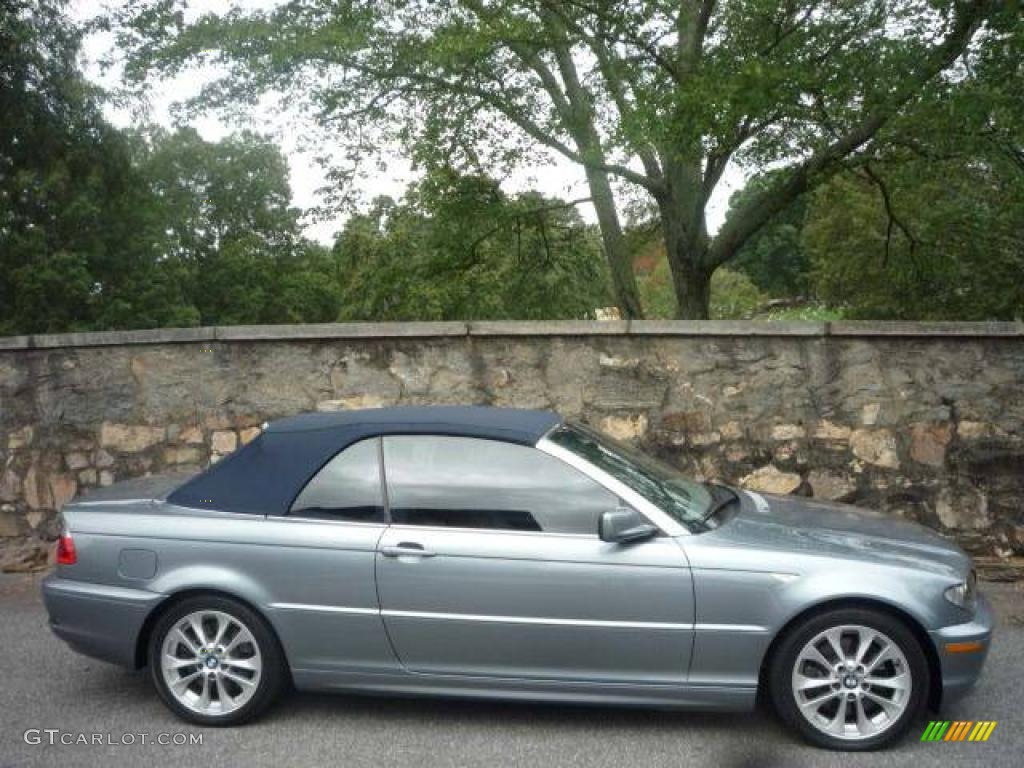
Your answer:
547;422;713;530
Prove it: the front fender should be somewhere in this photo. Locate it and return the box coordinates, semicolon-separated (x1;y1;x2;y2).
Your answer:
686;559;953;689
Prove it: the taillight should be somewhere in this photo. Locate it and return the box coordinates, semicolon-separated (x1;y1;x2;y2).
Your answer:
56;533;77;565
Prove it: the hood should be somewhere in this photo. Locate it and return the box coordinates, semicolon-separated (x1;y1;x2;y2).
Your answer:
711;490;971;578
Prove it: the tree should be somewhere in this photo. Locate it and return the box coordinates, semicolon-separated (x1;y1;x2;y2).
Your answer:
1;1;353;333
776;7;1024;319
802;156;1024;320
333;170;611;320
0;0;199;333
138;127;312;325
113;0;1004;318
726;173;810;298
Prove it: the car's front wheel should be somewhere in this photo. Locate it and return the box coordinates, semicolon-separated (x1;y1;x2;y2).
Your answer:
149;595;286;725
769;607;929;750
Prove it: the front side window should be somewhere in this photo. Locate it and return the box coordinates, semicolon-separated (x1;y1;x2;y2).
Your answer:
382;435;619;534
289;438;385;522
547;422;712;530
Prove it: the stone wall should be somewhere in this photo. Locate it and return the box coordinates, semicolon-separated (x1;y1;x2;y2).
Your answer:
2;321;1022;571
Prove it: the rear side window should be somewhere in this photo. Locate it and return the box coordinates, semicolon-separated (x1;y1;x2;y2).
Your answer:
382;435;618;534
289;438;385;522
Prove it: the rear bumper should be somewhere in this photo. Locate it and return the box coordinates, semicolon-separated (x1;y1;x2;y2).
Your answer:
929;591;994;703
42;574;165;668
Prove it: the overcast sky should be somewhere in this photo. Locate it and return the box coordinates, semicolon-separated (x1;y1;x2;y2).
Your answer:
72;0;743;246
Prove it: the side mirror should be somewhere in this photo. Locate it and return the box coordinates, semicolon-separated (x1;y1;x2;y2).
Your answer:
599;509;659;544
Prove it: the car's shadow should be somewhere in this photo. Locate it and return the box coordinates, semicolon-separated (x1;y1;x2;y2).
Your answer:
106;665;780;735
277;687;780;732
81;667;934;761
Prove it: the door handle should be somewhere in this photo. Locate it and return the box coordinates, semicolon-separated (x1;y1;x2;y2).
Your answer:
379;543;437;558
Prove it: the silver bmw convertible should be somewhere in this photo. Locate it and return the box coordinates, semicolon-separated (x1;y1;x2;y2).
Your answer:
42;406;991;750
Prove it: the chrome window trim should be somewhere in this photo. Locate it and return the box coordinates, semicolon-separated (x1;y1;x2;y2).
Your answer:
536;436;690;537
382;523;598;539
270;516;387;529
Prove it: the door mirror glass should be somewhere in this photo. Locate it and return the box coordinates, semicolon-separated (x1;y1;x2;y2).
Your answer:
598;509;658;544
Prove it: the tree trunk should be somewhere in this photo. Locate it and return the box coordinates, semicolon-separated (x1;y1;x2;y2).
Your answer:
668;250;712;319
658;169;713;320
583;166;644;319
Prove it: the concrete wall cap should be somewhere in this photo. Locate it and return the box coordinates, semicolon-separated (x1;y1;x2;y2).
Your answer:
2;320;1022;350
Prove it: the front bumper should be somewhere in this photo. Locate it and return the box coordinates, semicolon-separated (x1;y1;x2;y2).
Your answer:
929;591;994;703
42;574;165;668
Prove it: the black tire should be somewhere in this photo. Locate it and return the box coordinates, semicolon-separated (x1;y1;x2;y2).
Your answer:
769;607;930;751
148;595;287;726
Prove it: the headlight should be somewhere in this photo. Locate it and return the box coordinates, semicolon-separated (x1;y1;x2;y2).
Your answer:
944;569;977;610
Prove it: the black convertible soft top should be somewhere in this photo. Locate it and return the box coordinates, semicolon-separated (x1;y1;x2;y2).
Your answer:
167;406;562;515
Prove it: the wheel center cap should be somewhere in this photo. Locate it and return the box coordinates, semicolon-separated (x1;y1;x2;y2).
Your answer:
205;655;219;669
843;674;858;689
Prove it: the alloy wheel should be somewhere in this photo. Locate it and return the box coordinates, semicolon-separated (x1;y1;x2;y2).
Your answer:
160;610;263;717
790;624;912;741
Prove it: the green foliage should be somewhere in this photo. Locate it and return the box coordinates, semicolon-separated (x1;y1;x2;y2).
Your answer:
142;127;298;257
639;257;766;320
268;245;346;324
109;0;1007;318
0;0;178;332
137;127;328;326
796;3;1024;320
710;269;770;321
5;1;1021;330
726;4;1024;321
756;303;845;322
335;171;611;321
727;174;811;298
0;0;342;334
0;0;612;332
803;161;1024;320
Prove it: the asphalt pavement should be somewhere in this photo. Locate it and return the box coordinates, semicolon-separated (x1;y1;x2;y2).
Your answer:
1;572;1021;768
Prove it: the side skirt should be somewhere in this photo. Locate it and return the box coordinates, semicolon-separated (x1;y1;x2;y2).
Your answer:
290;668;756;711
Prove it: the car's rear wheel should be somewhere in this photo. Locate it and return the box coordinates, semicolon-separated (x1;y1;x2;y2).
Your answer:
149;595;286;726
769;607;929;750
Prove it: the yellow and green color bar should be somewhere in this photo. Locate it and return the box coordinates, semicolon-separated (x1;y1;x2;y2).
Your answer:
921;721;997;742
